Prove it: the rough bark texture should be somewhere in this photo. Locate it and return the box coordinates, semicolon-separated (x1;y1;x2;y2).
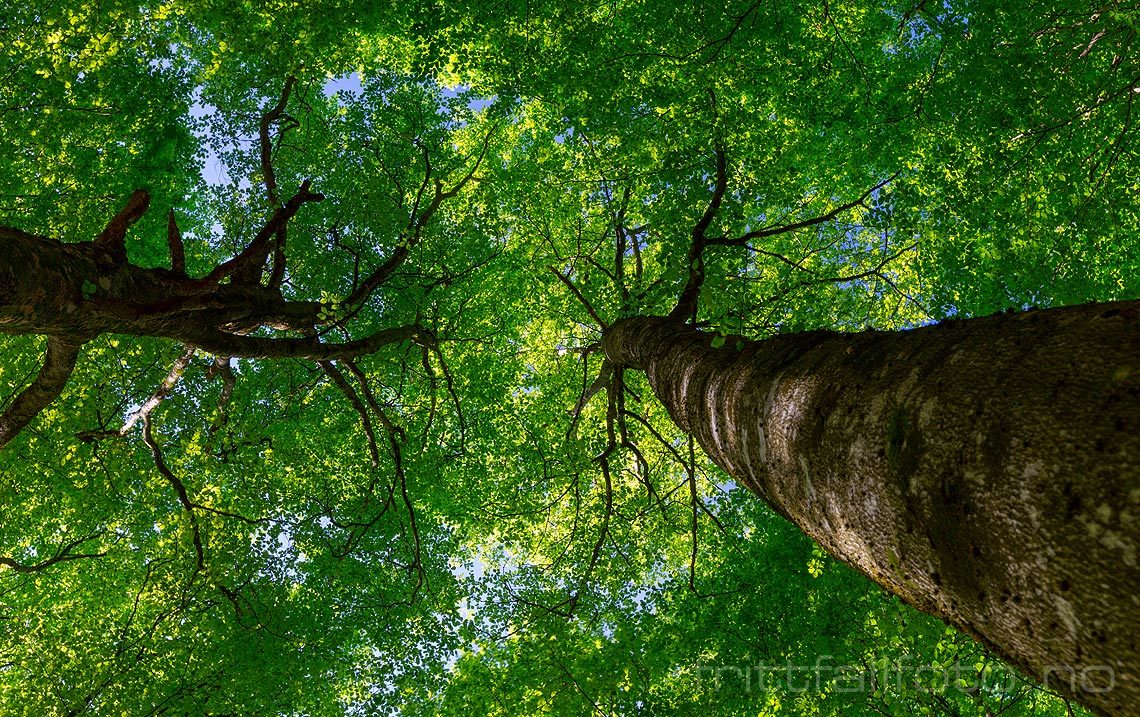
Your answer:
0;226;319;344
0;201;428;450
603;300;1140;716
0;337;82;447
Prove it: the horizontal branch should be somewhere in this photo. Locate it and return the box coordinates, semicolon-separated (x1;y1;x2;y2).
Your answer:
183;324;430;361
0;533;107;573
708;171;900;247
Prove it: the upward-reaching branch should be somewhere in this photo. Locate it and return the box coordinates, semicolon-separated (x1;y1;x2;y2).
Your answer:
344;126;496;309
166;209;186;276
259;76;297;208
670;143;728;321
94;189;151;257
670;164;900;322
77;346;195;442
0;337;83;450
256;77;298;288
203;180;324;285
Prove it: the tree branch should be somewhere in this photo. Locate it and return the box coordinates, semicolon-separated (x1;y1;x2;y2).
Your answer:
319;360;381;467
78;346;195;442
0;532;107;573
0;337;83;450
549;267;608;329
344;126;496;309
259;76;297;208
167;209;186;276
708;171;899;247
142;416;205;572
181;324;429;361
670;142;728;321
94;189;151;255
206;356;235;443
204;180;324;285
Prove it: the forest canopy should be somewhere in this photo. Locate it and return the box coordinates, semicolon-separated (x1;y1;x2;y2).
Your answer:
0;1;1137;715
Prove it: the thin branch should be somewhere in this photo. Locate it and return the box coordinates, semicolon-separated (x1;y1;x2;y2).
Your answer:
370;400;424;603
670;141;728;321
567;359;612;439
259;76;297;208
0;532;107;573
142;416;205;572
549;267;608;329
709;171;899;247
206;357;235;442
319;360;380;467
180;323;428;361
428;344;466;447
343;127;495;310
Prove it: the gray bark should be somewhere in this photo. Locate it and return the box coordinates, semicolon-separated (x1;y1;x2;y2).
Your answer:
603;300;1140;716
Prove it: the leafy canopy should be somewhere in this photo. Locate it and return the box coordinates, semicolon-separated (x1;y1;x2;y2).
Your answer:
1;1;1136;715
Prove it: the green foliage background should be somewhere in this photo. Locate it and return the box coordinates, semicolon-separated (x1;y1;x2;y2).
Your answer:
2;1;1136;714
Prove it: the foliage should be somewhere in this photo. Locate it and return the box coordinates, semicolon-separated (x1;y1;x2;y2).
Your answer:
3;0;1136;714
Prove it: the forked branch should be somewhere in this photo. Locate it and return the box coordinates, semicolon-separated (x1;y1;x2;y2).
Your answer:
344;125;497;309
205;180;324;285
670;158;900;321
0;532;107;573
78;346;195;442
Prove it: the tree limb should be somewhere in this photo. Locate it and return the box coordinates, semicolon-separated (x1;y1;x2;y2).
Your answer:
167;209;186;276
319;360;381;467
344;126;496;309
670;142;728;321
707;171;899;247
203;180;324;285
549;267;608;329
142;416;205;572
94;189;151;255
77;346;195;442
259;76;297;208
181;324;428;361
0;337;83;450
0;532;107;573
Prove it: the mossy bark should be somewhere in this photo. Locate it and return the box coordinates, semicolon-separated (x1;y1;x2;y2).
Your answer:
604;300;1140;717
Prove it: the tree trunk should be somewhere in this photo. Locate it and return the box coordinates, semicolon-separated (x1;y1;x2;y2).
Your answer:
603;301;1140;716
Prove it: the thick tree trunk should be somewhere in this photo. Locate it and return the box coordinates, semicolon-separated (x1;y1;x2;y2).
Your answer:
0;210;427;450
603;300;1140;716
0;226;313;342
0;227;424;363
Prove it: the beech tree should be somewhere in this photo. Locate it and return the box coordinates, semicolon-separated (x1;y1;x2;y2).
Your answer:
1;1;1137;716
